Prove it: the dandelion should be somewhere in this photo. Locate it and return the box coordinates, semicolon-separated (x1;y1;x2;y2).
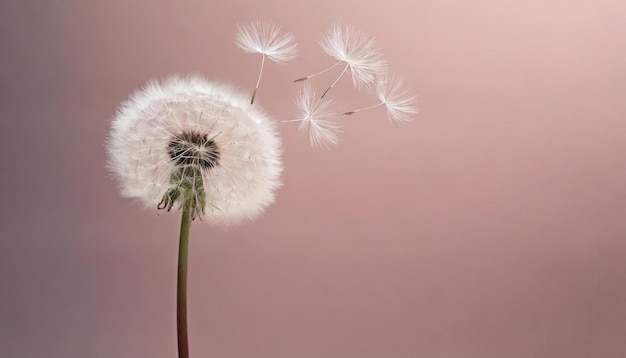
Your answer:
283;84;343;149
344;71;419;123
294;22;387;98
107;75;282;358
235;20;298;104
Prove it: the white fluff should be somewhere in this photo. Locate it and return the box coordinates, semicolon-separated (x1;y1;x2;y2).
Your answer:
293;84;343;149
320;22;387;89
375;72;419;123
235;20;298;64
107;75;283;227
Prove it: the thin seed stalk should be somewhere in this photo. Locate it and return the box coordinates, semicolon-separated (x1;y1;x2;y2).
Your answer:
294;61;342;82
343;102;385;116
251;54;266;104
321;63;349;98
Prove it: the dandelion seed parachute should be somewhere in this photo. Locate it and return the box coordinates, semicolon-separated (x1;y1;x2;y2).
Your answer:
107;75;283;226
375;72;419;123
235;20;298;103
235;20;298;64
292;84;343;149
343;71;419;123
320;22;387;90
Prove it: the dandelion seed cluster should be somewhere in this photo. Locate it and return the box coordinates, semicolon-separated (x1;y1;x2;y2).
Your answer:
286;21;418;148
107;75;282;226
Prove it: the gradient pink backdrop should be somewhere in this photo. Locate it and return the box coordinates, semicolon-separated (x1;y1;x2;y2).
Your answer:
1;1;625;357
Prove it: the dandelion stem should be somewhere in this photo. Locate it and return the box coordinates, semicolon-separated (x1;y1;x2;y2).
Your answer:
251;54;266;104
343;102;385;116
294;61;342;82
177;197;192;358
321;63;349;99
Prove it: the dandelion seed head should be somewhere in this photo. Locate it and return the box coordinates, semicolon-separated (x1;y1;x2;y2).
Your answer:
320;22;387;89
107;75;283;226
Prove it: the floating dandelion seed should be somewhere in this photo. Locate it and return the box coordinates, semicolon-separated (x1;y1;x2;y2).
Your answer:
295;22;387;98
235;20;298;104
344;71;419;123
284;84;343;149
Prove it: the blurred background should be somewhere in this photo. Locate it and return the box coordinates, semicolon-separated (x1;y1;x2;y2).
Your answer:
1;1;625;357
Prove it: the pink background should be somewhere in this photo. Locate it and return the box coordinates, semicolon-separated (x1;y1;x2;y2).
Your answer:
1;1;625;357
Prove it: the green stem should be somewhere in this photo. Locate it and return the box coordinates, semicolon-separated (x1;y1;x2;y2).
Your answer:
177;198;192;358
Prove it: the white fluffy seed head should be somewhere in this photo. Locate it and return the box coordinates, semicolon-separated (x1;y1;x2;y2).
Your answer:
107;75;283;227
320;22;387;89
